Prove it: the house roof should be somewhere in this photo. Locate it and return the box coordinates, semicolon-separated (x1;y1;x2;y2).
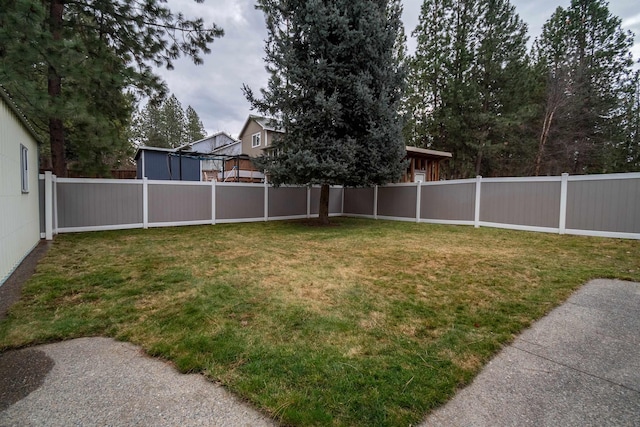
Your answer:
406;146;452;160
134;145;177;160
210;140;242;155
175;131;239;151
0;84;43;145
238;114;284;139
135;141;245;160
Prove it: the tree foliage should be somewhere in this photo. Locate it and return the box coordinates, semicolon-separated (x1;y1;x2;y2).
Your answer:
404;0;534;178
405;0;639;177
130;94;207;148
532;0;636;174
244;0;407;223
185;105;207;142
0;0;222;176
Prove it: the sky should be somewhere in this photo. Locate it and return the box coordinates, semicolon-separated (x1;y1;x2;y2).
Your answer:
158;0;640;138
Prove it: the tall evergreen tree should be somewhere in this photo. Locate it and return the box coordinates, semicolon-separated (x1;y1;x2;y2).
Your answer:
404;0;533;178
161;94;187;147
533;0;635;174
615;71;640;171
131;101;168;148
244;0;407;224
130;95;207;148
185;105;207;142
0;0;223;176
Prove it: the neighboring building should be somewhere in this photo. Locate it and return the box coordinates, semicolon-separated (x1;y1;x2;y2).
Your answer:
238;115;285;158
177;132;244;181
177;131;238;154
402;146;452;182
216;155;264;183
0;86;42;285
135;146;201;181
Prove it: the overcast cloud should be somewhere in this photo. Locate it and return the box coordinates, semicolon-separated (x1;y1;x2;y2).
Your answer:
159;0;640;138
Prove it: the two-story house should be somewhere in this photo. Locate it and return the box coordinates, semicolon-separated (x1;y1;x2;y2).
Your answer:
238;115;285;158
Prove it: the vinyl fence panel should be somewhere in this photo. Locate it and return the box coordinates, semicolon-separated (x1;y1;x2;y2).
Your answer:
377;185;417;220
216;184;265;222
420;181;475;224
480;179;561;230
148;182;212;225
269;187;307;218
343;187;375;216
566;176;640;234
56;179;143;231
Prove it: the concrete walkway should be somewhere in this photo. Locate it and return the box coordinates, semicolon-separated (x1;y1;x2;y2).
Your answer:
1;279;639;426
0;337;275;427
421;279;640;427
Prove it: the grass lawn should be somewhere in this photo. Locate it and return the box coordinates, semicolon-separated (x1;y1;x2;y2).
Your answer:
1;218;639;426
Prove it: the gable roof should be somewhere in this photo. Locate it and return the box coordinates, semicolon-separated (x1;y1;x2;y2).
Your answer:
0;84;43;145
176;131;239;151
238;114;284;139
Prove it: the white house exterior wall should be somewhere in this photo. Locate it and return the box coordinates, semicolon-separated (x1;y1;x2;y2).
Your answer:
0;96;40;285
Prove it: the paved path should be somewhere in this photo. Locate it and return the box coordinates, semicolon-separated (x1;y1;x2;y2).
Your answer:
421;279;640;427
0;337;275;427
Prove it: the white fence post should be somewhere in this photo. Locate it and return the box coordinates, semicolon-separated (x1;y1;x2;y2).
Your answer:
44;171;53;241
211;179;217;225
373;185;379;219
474;175;482;228
416;181;422;223
264;181;269;221
559;173;569;235
52;173;58;235
307;187;311;219
143;177;149;229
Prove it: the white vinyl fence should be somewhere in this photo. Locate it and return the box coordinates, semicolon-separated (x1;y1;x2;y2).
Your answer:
40;171;640;240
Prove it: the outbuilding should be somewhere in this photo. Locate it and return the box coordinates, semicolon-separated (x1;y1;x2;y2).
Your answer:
402;146;452;182
0;86;42;285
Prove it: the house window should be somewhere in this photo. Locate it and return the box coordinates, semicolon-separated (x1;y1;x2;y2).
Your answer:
252;132;261;148
20;144;29;193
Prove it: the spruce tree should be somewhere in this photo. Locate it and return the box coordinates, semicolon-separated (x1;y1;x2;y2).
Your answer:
244;0;407;224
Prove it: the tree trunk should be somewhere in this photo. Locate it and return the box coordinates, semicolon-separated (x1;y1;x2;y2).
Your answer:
49;0;66;177
535;108;555;176
318;183;330;225
474;144;483;177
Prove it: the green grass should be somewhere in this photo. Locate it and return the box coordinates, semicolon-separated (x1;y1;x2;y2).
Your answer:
1;218;639;426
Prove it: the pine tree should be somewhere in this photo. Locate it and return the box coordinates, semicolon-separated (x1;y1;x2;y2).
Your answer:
405;0;533;178
403;0;453;149
533;0;635;174
244;0;407;224
0;0;223;176
130;95;207;148
185;106;207;142
131;101;168;148
161;94;186;148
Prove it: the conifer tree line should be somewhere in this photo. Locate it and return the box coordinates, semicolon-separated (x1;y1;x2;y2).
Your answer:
403;0;639;178
130;94;207;149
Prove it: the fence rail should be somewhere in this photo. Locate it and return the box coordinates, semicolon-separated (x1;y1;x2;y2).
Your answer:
40;172;640;240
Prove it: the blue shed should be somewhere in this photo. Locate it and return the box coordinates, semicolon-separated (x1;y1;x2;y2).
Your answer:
135;146;201;181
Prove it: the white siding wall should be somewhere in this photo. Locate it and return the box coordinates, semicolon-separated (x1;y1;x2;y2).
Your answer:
0;98;40;285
